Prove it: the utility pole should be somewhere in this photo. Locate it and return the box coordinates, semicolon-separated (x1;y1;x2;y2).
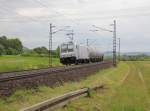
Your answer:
112;20;117;66
49;23;55;67
118;38;120;61
49;23;52;67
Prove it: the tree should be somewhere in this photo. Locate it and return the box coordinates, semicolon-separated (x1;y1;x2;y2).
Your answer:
0;36;8;49
33;47;48;55
7;38;23;54
0;44;4;55
0;36;23;55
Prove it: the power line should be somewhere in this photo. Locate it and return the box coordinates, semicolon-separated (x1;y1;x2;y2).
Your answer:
33;0;80;25
0;0;76;23
92;25;113;32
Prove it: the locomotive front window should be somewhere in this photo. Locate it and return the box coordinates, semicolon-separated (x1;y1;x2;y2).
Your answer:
68;44;74;52
61;44;67;52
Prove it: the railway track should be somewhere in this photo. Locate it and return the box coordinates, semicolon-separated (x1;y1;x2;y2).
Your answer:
0;63;98;79
0;61;113;97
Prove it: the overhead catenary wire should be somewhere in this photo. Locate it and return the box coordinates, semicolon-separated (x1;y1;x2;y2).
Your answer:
0;0;78;24
92;25;113;32
32;0;80;25
91;20;117;66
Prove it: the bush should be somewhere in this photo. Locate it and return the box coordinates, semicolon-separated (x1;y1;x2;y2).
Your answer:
33;47;48;55
21;49;49;57
21;50;38;57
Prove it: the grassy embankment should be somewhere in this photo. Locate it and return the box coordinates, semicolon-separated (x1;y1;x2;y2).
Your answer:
0;61;150;111
0;55;62;73
0;61;128;111
57;61;150;111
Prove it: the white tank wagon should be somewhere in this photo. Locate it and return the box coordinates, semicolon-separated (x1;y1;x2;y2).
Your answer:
59;41;104;65
88;47;104;62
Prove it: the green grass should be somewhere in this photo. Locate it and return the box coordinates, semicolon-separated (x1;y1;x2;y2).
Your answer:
0;61;150;111
56;61;150;111
0;55;62;73
0;62;128;111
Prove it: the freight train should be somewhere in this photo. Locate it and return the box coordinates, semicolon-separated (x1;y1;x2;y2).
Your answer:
60;41;104;65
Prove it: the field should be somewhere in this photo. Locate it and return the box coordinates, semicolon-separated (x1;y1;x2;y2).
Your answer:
0;55;62;73
0;61;150;111
57;61;150;111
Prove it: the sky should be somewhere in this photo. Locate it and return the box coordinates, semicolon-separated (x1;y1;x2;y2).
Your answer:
0;0;150;52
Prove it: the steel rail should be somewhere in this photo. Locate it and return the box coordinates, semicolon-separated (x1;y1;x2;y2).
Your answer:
0;61;113;97
0;61;112;83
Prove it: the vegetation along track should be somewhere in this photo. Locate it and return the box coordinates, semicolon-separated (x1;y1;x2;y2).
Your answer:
0;61;113;97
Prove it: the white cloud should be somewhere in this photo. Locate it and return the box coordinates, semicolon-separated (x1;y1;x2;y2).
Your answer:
0;0;150;52
16;8;50;17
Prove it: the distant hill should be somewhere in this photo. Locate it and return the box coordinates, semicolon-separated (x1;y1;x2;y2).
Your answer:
122;52;150;56
104;51;150;56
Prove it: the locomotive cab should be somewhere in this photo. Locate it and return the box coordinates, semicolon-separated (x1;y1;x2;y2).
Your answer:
60;41;76;65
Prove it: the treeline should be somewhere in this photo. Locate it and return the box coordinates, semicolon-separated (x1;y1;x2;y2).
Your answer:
121;54;150;61
0;36;23;55
22;47;60;57
0;36;59;57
